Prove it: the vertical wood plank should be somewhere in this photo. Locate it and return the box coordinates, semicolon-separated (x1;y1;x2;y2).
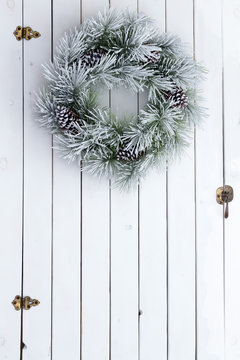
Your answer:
81;2;110;360
111;189;138;360
139;173;167;360
195;0;224;358
110;2;139;360
166;0;195;359
22;0;52;358
0;2;22;358
52;1;81;359
223;0;240;359
137;1;167;360
81;175;110;360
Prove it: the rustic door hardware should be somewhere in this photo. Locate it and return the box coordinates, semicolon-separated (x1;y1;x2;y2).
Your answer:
12;295;40;311
216;185;234;219
13;26;41;41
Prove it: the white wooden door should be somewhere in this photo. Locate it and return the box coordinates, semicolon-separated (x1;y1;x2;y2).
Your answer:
1;0;240;359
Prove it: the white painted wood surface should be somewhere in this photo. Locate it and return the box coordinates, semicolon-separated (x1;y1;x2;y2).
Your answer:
195;1;225;359
22;0;52;358
1;0;240;359
138;2;167;360
0;1;23;359
224;1;240;359
110;1;139;359
52;1;81;359
81;2;110;360
167;1;196;359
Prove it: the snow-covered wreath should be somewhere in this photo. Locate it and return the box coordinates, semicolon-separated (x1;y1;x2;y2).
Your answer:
36;9;205;188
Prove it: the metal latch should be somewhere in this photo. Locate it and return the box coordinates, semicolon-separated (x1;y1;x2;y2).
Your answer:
13;26;41;41
216;185;234;219
12;295;40;310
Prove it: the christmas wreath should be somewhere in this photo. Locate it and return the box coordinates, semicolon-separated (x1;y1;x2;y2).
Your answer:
35;8;205;188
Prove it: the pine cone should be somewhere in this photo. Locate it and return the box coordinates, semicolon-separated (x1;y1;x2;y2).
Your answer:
165;86;188;109
143;50;161;64
55;105;80;133
117;145;147;162
81;48;107;68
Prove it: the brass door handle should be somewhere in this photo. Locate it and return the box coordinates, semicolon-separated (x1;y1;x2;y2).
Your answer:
216;185;234;219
